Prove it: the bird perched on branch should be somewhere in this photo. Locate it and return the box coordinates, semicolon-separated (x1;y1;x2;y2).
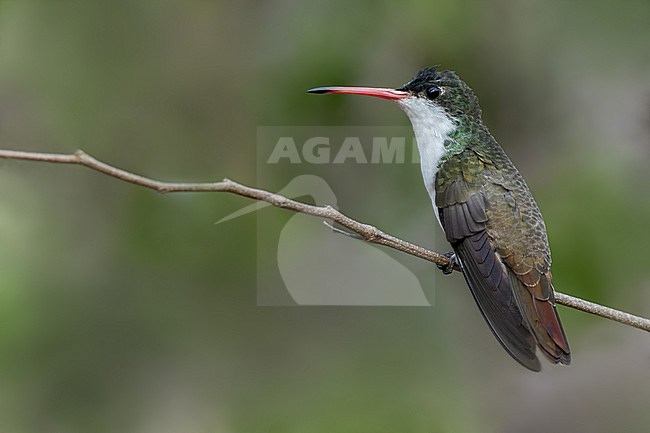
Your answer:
309;66;570;371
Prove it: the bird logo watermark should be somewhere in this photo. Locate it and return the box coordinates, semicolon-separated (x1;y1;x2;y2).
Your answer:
215;126;435;306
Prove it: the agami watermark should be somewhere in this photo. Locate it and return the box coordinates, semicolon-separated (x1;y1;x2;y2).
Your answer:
266;135;421;164
218;126;435;306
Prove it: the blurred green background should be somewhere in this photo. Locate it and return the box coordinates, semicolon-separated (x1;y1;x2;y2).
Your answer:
0;1;649;432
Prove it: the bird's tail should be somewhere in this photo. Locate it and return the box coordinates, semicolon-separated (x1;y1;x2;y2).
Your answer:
510;271;571;365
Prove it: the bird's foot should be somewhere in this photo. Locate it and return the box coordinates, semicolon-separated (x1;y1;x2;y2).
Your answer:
436;252;457;275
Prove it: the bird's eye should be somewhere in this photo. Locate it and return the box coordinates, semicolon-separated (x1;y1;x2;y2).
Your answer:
425;86;442;99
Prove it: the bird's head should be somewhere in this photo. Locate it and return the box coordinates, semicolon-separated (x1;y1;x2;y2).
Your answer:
308;65;483;128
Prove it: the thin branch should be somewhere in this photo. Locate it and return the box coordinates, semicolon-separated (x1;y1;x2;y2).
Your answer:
0;148;648;333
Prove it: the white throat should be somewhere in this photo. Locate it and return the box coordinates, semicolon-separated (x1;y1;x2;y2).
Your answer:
397;97;456;226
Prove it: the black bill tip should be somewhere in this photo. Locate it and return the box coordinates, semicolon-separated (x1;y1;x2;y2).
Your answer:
307;87;332;94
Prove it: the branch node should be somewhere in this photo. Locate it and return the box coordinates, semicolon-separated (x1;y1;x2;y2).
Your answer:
73;149;88;160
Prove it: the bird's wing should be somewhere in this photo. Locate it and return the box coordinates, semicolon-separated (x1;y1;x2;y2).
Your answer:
435;152;541;371
487;186;571;365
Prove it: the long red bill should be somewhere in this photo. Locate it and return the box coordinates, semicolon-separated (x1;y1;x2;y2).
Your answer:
307;86;409;101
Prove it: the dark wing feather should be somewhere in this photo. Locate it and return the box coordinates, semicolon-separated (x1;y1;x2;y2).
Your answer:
438;182;541;371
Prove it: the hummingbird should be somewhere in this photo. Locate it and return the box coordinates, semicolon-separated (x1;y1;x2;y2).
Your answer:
308;66;570;371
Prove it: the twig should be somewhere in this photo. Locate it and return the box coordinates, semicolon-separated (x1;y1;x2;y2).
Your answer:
0;148;648;333
323;221;365;240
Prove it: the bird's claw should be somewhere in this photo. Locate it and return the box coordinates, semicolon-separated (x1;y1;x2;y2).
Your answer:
436;252;457;275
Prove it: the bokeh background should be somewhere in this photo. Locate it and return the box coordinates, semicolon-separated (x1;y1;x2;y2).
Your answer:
0;1;649;432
